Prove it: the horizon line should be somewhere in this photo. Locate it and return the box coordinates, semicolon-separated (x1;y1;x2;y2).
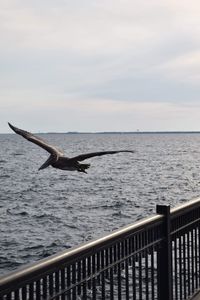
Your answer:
3;130;200;135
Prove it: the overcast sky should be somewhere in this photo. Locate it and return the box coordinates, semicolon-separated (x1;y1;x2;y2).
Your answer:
1;0;200;133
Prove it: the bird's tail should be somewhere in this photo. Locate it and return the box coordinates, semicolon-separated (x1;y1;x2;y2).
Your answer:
78;163;90;173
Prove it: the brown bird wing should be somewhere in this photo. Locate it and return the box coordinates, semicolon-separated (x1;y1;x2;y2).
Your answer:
70;150;134;162
8;123;64;157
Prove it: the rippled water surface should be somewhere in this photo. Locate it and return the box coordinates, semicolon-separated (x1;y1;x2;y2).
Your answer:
1;133;200;275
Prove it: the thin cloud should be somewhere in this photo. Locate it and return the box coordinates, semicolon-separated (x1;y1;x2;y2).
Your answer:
154;50;200;84
3;96;200;131
1;0;200;132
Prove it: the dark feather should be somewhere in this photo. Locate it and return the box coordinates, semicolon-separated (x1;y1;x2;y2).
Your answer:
8;123;63;157
70;150;134;162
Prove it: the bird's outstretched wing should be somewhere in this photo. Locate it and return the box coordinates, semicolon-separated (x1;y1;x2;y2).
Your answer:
70;150;134;162
8;123;64;157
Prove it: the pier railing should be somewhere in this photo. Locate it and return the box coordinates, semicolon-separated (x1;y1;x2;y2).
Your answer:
1;197;200;299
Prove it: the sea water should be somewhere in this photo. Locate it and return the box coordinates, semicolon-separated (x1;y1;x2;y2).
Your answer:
1;133;200;275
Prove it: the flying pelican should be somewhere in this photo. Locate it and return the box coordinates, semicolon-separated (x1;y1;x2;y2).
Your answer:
8;123;134;173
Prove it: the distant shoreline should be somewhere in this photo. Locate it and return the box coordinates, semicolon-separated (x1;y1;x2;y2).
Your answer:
27;131;200;134
3;131;200;135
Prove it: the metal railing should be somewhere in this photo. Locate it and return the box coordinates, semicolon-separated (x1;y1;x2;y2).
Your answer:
1;197;200;299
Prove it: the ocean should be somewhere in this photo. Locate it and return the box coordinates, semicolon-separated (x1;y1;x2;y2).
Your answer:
1;133;200;276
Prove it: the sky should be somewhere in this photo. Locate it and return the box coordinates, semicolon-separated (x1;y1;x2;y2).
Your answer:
1;0;200;133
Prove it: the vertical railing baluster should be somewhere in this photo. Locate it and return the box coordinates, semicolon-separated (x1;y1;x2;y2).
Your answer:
36;280;41;300
129;237;132;266
22;286;27;300
77;261;82;296
92;254;96;300
49;273;54;298
174;236;178;300
97;252;100;285
198;225;200;288
109;247;114;300
197;211;200;289
82;258;87;299
101;250;105;299
55;270;60;298
87;256;91;290
171;239;174;300
43;276;47;299
187;231;191;297
183;233;187;299
121;240;125;271
117;242;122;299
144;231;149;300
145;248;149;300
66;265;71;300
6;292;11;300
137;233;142;300
148;229;153;300
14;289;20;300
151;246;155;300
61;268;65;300
72;263;76;300
192;228;195;294
139;252;142;300
195;226;198;290
113;244;117;274
29;282;34;300
105;248;109;279
179;235;183;300
132;235;136;300
125;239;129;300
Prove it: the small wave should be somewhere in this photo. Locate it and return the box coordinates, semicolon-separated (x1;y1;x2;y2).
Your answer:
0;174;10;179
35;213;49;219
0;160;6;163
6;209;29;216
101;177;114;182
66;224;77;229
88;204;116;210
1;239;18;247
112;211;129;218
34;213;63;224
24;244;44;251
40;242;70;258
0;260;23;275
12;153;24;156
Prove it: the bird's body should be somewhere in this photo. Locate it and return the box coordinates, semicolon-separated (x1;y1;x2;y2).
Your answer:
8;123;134;173
51;157;90;172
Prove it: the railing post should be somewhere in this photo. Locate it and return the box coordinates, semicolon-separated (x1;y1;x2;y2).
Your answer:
156;205;172;300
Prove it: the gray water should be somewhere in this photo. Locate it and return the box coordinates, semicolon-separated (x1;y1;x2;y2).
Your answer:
1;133;200;276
